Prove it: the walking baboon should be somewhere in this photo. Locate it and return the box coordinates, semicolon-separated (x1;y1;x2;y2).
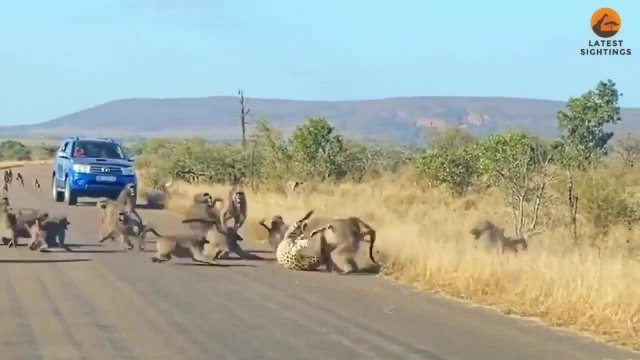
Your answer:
2;209;49;248
28;215;71;251
222;186;247;230
469;220;529;254
99;212;139;251
2;182;8;195
15;173;24;187
33;178;41;191
304;216;377;274
139;225;218;265
116;184;142;223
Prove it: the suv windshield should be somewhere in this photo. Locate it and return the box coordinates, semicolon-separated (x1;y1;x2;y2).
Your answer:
72;141;125;160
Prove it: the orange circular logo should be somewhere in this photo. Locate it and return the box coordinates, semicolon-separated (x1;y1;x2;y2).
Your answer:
591;8;621;38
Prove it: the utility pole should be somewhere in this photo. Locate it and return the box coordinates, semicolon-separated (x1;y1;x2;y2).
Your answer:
238;89;250;151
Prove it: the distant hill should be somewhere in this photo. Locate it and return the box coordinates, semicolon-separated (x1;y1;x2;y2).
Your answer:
1;96;639;145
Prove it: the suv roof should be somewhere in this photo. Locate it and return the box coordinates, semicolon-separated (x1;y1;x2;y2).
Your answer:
63;137;116;143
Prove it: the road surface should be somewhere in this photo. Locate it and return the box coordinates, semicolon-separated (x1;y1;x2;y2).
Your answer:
1;164;638;360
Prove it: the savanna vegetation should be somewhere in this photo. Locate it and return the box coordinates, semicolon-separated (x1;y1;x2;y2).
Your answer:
131;79;640;350
0;140;57;168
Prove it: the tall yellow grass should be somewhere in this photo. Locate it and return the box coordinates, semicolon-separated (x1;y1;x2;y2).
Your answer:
138;172;640;351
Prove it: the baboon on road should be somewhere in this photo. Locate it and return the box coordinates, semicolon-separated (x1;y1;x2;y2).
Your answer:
259;215;289;250
2;182;8;195
469;220;529;254
305;216;378;275
116;184;142;223
2;208;49;248
99;211;141;251
222;186;247;230
182;192;224;237
140;224;219;265
33;178;41;192
28;215;71;251
15;173;24;187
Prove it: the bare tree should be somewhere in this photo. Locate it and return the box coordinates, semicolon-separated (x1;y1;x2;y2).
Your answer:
613;132;640;168
238;89;251;151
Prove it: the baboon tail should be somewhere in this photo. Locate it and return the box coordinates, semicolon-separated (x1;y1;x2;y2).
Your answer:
182;218;216;225
368;229;377;264
140;227;163;238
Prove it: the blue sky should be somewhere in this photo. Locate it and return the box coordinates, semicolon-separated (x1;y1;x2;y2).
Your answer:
0;0;638;125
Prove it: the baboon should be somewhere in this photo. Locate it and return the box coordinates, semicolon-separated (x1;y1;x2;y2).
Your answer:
287;180;304;193
99;212;139;251
32;178;41;191
1;195;10;210
15;173;24;187
304;216;377;275
259;215;288;250
182;192;224;237
139;225;218;265
203;224;263;260
116;184;142;223
0;206;18;246
222;186;247;230
28;215;71;251
2;209;49;248
2;182;8;195
469;220;529;254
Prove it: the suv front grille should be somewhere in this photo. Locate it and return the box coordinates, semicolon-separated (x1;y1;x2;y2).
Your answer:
89;165;123;175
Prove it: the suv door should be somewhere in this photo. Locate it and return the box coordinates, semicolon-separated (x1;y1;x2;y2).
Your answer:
54;140;70;188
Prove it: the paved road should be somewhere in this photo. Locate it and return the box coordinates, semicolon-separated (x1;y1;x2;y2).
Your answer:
1;164;638;360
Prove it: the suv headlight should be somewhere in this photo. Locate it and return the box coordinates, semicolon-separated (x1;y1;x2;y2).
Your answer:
72;164;91;174
121;167;135;175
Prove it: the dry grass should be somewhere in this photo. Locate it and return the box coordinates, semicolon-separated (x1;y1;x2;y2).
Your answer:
0;159;53;170
137;171;640;351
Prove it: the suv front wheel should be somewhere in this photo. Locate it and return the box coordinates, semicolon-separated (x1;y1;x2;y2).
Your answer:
52;175;64;202
64;177;78;206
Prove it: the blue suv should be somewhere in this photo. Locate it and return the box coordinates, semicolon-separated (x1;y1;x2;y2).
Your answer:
52;137;137;205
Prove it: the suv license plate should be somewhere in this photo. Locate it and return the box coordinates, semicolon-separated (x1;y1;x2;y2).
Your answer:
96;175;117;182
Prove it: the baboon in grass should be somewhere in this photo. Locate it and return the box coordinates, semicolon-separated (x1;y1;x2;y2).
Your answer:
287;180;304;194
469;220;529;254
222;186;247;230
139;223;218;265
304;216;378;275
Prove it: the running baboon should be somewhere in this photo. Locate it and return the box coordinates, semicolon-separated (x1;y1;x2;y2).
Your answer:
305;216;377;275
32;178;41;191
28;215;71;251
139;225;218;265
15;173;24;187
182;192;224;236
222;186;247;230
469;220;529;254
116;184;142;223
98;212;139;251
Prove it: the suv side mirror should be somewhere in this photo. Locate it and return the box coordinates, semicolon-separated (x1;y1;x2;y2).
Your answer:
57;151;69;159
128;155;136;162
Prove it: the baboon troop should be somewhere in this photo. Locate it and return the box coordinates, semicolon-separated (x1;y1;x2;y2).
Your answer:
0;166;383;276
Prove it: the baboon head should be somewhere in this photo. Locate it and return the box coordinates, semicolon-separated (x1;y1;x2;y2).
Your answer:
194;192;217;208
228;186;246;209
117;211;130;225
56;216;71;229
270;215;286;232
469;219;500;240
124;183;136;197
